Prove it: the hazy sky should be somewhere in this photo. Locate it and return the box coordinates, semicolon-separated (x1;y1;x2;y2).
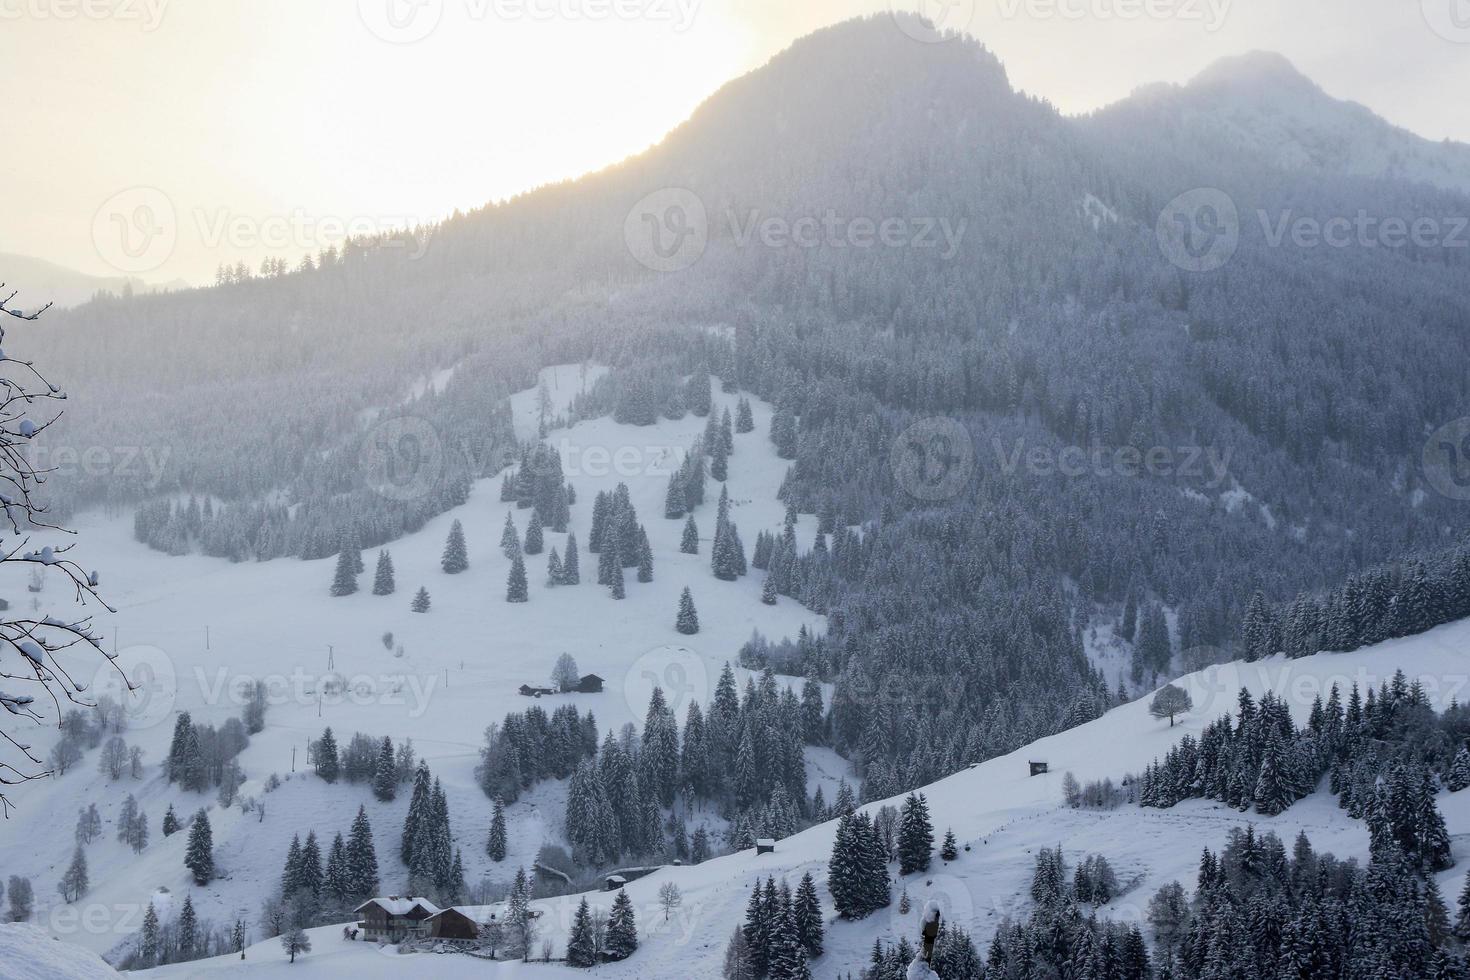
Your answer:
5;0;1467;285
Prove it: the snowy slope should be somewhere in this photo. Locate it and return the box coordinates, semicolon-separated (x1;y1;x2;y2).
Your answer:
0;923;122;979
0;365;822;963
136;617;1470;978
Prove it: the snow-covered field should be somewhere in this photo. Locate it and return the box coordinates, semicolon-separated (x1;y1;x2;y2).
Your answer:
0;365;822;964
116;617;1470;978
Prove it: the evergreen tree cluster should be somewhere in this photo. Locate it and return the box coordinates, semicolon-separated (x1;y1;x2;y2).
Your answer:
738;872;824;979
590;482;654;597
476;703;600;804
501;443;573;532
276;804;380;926
1139;675;1458;874
400;761;465;902
1242;546;1470;661
165;710;251;793
827;810;890;919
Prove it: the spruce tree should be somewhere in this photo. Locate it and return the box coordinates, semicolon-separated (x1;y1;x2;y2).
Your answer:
488;796;508;862
411;586;430;612
609;553;625;599
762;574;777;605
330;546;358;596
315;727;339;783
607;888;638;960
681;515;699;554
184;809;213;884
507;553;529;602
162;803;180;837
676;587;700;634
547;548;563;586
346;805;379;901
637;527;654;583
665;474;686;519
793;870;824;958
372;550;395;595
281;834;304;896
402;761;431;865
1450;746;1470;792
372;736;397;801
441;519;469;573
524;511;544;555
562;532;581;584
941;828;959;862
177;894;198;958
500;512;520;559
298;831;323;898
898;793;934;875
736;397;754;433
567;897;597;967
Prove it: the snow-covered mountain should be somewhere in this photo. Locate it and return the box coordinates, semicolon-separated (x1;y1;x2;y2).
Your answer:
139;617;1470;977
1103;51;1470;196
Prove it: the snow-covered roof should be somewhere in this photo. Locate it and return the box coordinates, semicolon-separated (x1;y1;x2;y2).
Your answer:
428;904;500;923
353;896;441;916
755;838;776;846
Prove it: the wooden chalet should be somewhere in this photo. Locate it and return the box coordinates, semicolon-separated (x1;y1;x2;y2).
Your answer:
518;684;556;697
353;896;441;943
575;673;604;693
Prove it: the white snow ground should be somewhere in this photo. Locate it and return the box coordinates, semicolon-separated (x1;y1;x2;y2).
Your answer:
0;365;821;966
121;618;1470;978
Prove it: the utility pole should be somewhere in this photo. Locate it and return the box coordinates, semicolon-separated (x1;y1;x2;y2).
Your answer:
205;625;210;650
291;745;296;773
327;644;335;671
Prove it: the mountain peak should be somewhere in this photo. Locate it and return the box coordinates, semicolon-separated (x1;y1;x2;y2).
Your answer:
1189;50;1317;94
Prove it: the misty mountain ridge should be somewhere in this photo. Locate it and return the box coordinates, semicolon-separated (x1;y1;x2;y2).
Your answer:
1113;48;1470;195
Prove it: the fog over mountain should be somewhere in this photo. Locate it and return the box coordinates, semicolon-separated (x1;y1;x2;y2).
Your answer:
3;14;1470;980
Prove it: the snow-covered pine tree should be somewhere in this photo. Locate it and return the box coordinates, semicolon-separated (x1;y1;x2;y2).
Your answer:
736;397;754;433
665;473;686;519
372;550;395;595
524;511;543;555
184;809;213;884
330;545;358;596
1450;746;1470;792
681;515;699;554
442;519;469;573
162;803;180;837
609;553;625;599
563;532;581;584
567;897;597;967
507;553;529;602
793;870;824;958
346;805;379;902
637;526;653;583
941;828;959;862
897;793;934;875
299;831;323;898
676;587;700;634
761;574;777;605
315;727;339;783
411;586;430;612
488;796;508;861
547;548;563;586
606;888;638;961
372;736;397;802
499;512;520;560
